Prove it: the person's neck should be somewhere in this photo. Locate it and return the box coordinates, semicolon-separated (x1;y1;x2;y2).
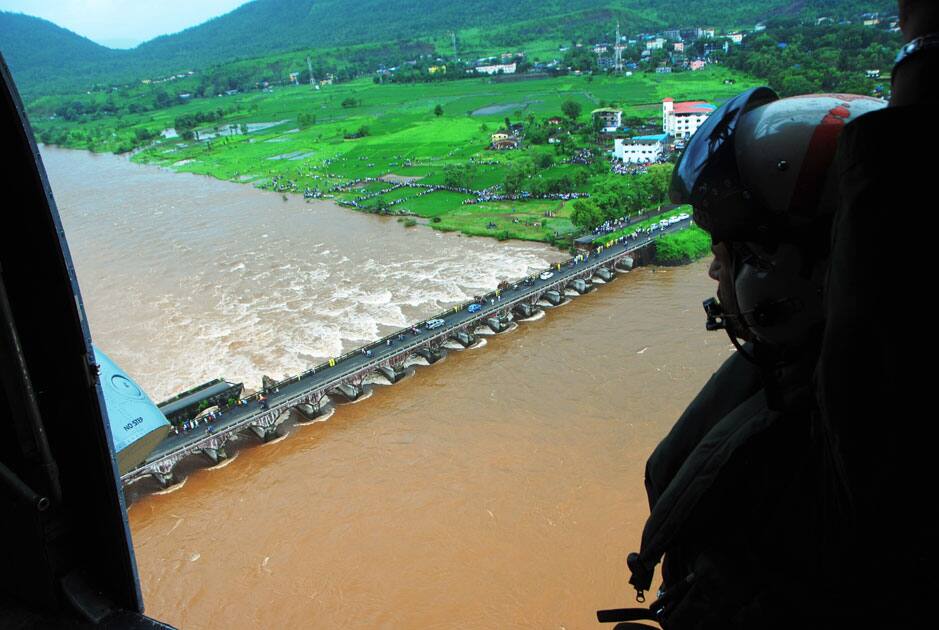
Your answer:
891;49;939;106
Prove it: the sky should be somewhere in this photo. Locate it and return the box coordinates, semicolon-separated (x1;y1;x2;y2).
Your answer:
0;0;250;48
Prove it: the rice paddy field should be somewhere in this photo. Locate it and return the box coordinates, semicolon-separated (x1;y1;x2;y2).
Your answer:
35;66;758;244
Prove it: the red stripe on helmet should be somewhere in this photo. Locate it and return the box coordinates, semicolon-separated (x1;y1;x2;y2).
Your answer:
788;104;850;218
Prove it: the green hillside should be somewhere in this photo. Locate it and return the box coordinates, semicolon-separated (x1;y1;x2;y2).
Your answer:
1;0;894;97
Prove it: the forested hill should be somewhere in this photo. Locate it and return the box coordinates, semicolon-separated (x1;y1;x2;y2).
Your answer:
0;12;127;91
1;0;894;97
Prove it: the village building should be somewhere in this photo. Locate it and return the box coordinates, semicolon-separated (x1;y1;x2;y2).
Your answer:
673;42;685;52
592;108;623;130
490;137;520;150
663;29;683;41
546;116;564;126
490;132;510;142
645;37;666;50
727;32;744;44
428;65;446;74
475;62;517;75
613;134;668;164
662;98;716;139
689;59;707;71
656;66;673;74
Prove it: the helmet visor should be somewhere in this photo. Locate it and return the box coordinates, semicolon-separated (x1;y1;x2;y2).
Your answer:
670;87;779;241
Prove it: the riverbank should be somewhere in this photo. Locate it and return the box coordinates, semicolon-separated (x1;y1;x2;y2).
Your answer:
31;69;755;253
43;146;566;400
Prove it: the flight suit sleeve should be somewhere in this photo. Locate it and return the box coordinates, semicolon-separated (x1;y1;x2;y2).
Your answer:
645;348;762;509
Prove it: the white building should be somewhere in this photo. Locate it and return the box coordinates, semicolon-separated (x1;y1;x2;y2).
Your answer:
613;134;668;163
475;62;517;75
662;98;717;139
646;37;666;50
592;108;623;129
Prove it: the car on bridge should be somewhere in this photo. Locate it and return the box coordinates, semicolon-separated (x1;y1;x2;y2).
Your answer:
539;271;554;280
467;303;481;313
426;318;445;329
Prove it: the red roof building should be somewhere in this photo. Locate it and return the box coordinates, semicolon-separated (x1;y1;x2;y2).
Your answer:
662;98;717;139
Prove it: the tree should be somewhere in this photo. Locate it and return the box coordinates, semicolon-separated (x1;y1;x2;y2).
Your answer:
571;198;604;231
434;104;444;117
561;100;582;123
443;164;471;188
647;164;674;203
503;159;533;195
533;152;554;169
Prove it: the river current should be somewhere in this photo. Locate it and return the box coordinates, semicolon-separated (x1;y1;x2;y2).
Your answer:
43;147;731;629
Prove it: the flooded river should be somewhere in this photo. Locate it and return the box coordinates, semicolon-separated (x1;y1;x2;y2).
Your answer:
43;147;730;629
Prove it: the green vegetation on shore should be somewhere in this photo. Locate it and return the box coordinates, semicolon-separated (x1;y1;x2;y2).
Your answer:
29;67;754;260
654;225;712;265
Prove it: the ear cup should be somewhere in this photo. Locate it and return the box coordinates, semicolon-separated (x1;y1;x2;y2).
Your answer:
733;243;824;347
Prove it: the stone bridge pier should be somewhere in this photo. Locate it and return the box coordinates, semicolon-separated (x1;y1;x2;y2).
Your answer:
449;330;477;348
200;436;230;465
248;411;289;441
416;347;445;364
568;278;590;294
331;382;362;401
543;290;563;306
294;400;327;422
486;316;510;333
513;302;538;319
151;460;180;489
376;365;408;383
594;267;614;282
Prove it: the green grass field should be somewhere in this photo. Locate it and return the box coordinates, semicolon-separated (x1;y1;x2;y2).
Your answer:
34;67;757;248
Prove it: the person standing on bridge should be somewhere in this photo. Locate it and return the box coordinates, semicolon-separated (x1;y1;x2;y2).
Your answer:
604;89;885;628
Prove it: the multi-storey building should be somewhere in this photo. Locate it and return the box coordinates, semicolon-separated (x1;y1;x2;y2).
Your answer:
662;98;716;139
613;134;668;163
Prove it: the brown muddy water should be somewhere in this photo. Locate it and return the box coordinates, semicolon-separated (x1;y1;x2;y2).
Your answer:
43;147;731;629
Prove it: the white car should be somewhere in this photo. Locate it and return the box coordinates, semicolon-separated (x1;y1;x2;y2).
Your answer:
668;216;681;224
539;271;554;280
426;318;445;330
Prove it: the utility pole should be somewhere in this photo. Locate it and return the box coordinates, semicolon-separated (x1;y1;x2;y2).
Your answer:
451;31;458;58
614;21;624;73
306;56;316;88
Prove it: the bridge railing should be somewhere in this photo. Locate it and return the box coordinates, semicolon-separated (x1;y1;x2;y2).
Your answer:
124;223;687;481
171;221;688;420
259;227;674;396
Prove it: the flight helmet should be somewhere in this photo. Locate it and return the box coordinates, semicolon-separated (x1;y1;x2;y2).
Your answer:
671;88;886;348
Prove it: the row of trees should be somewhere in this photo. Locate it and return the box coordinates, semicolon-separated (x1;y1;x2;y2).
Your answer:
570;164;674;230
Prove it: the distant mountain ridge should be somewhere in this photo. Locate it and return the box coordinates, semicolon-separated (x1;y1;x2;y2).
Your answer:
1;0;894;97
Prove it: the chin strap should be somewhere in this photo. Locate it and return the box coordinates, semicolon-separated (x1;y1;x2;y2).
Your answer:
703;296;759;364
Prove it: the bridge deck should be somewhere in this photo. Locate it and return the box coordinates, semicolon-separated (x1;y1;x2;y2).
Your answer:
121;218;693;484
